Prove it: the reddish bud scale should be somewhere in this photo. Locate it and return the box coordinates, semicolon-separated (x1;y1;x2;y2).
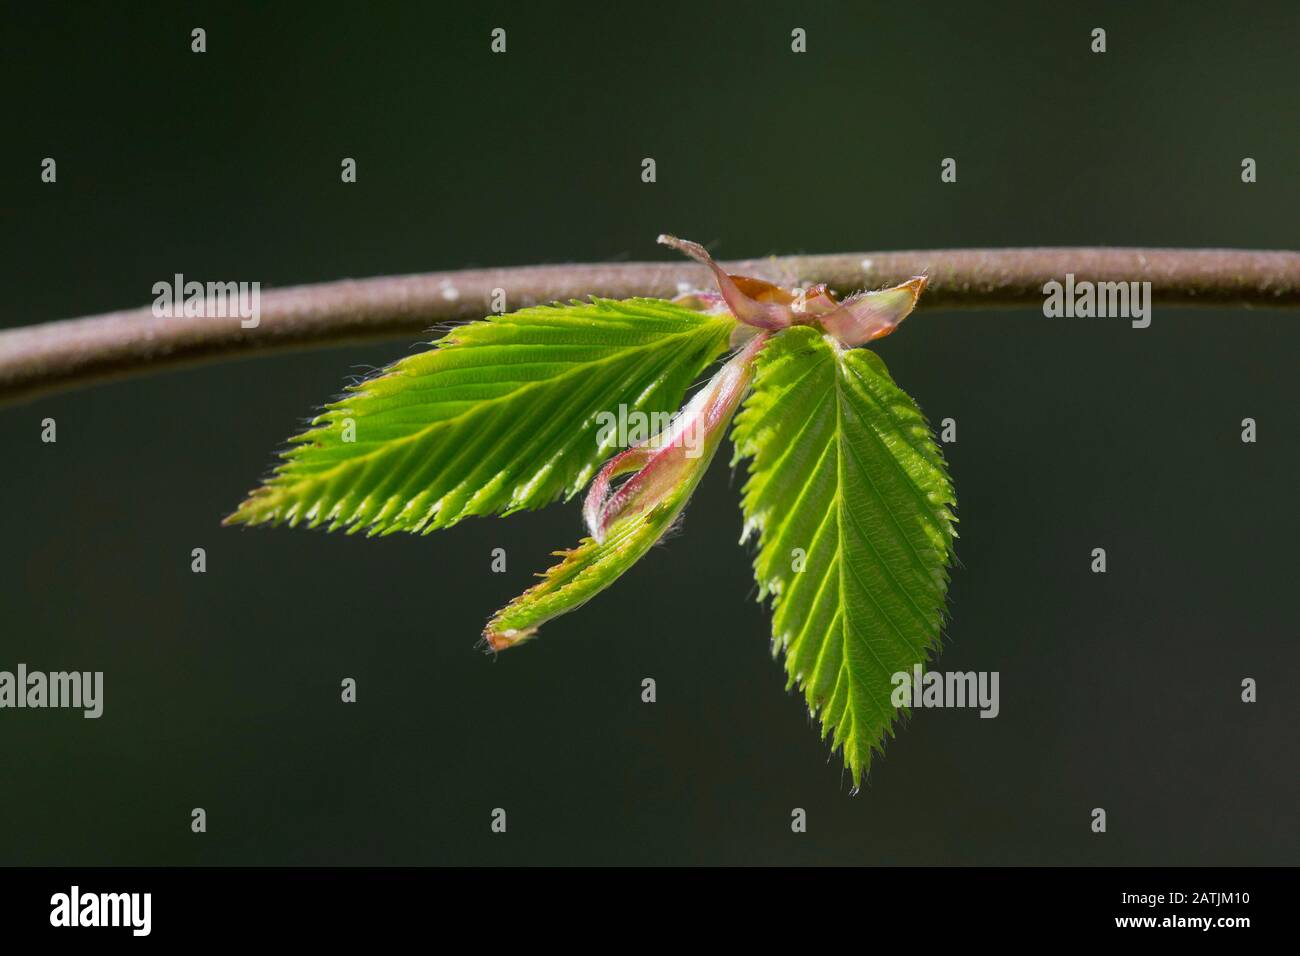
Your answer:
658;234;927;347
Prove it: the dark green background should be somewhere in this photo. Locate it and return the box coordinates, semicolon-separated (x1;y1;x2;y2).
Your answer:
2;1;1296;865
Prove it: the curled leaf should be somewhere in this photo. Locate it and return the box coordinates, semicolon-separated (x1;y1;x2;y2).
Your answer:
583;333;764;543
485;334;767;650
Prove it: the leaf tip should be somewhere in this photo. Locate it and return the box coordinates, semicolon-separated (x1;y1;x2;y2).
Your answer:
222;492;267;528
482;625;537;653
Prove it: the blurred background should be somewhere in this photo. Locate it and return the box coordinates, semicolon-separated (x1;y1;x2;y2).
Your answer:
1;0;1296;865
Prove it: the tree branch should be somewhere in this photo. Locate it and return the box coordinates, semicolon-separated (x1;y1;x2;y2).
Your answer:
2;247;1297;405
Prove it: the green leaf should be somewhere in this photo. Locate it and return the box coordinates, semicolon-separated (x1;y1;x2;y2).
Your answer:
225;298;735;535
731;326;956;786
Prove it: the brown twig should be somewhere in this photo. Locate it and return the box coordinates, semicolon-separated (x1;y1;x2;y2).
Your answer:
2;247;1297;405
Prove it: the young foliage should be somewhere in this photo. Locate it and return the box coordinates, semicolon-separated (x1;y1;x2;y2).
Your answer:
228;236;955;786
485;335;765;650
730;327;956;785
225;299;735;535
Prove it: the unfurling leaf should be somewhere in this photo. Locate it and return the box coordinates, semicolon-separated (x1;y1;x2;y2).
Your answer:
731;326;956;786
484;334;767;650
225;298;735;535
